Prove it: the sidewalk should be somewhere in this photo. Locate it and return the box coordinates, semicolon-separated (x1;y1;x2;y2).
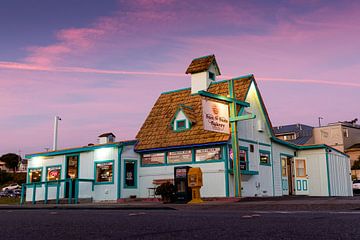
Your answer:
1;196;359;211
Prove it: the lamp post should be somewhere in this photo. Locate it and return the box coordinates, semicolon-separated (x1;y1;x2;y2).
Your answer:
53;116;62;151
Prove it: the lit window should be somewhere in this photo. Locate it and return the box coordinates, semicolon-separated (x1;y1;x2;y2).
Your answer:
95;161;114;183
29;168;42;183
47;166;61;182
167;150;192;164
259;151;270;165
142;153;165;165
195;147;221;162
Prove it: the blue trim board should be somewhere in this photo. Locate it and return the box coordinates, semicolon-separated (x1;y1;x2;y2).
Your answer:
224;145;229;197
239;138;271;147
325;151;331;196
136;141;228;153
271;143;275;196
117;147;123;199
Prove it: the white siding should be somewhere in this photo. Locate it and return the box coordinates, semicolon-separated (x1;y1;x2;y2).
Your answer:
139;162;226;198
327;150;352;196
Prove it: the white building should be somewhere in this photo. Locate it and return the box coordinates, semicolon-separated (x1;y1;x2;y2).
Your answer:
24;55;352;203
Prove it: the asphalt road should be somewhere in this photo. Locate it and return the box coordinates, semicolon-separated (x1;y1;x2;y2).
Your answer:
1;209;360;240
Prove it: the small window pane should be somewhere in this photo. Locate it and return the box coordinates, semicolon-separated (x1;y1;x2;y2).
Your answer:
96;162;113;183
239;150;247;170
47;166;61;181
176;120;186;129
196;147;221;162
142;153;165;165
167;150;192;164
296;159;306;177
29;169;42;183
281;157;287;177
260;152;270;165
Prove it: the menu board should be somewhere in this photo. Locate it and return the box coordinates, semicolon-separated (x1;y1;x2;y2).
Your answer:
142;153;165;165
195;147;221;161
47;166;61;181
167;150;192;164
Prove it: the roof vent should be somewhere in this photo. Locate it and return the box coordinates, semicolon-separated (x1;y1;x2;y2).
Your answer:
98;133;116;144
185;55;221;94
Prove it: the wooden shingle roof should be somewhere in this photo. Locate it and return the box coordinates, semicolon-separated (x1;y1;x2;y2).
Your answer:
185;55;221;75
135;76;253;151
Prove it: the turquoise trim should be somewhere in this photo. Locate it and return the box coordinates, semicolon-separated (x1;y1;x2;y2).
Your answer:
117;146;123;199
124;159;138;189
198;90;250;107
26;143;120;158
27;167;43;188
224;145;229;197
239;138;271;147
271;142;275;196
296;180;302;191
94;160;115;185
259;150;271;166
325;150;331;196
241;170;259;175
45;164;62;187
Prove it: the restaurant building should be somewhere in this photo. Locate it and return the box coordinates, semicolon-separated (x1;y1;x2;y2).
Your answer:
24;55;352;203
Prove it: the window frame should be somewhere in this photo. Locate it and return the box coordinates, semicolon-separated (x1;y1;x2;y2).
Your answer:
167;149;193;165
295;159;307;177
208;71;215;81
239;146;249;171
27;167;43;187
124;159;137;189
94;160;114;185
46;165;62;185
141;152;166;166
259;150;271;166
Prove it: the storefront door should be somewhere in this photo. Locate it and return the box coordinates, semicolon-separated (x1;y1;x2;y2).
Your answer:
293;157;309;195
281;156;293;195
65;155;79;198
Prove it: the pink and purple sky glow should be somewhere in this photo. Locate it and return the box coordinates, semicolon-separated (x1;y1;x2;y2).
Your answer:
1;0;359;156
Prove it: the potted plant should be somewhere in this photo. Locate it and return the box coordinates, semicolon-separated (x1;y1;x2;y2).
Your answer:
155;182;176;203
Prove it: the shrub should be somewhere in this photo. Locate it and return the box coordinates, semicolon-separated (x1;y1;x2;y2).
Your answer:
155;182;176;203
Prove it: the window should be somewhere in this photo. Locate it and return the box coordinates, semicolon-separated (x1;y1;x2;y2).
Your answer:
195;147;221;162
47;166;61;182
343;129;349;138
296;159;306;177
142;152;165;165
259;151;271;165
29;168;42;183
209;72;215;80
167;150;192;164
95;161;114;184
239;149;247;170
124;160;137;188
281;157;287;177
176;120;186;130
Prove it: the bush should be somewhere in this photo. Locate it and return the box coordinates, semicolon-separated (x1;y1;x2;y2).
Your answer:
155;182;176;203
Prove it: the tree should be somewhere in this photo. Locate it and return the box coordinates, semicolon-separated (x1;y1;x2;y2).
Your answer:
0;153;21;173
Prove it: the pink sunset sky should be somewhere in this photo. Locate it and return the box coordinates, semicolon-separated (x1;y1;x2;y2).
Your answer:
0;0;359;156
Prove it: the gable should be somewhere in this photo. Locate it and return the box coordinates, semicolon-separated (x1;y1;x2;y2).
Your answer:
135;76;252;151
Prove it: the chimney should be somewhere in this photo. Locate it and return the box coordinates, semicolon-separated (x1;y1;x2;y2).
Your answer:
185;55;221;94
98;133;116;144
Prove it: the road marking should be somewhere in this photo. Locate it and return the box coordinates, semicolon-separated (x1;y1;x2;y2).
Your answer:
128;212;146;216
253;211;360;215
242;215;252;218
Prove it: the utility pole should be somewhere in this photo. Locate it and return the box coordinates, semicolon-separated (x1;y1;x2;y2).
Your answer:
53;116;62;151
198;77;255;197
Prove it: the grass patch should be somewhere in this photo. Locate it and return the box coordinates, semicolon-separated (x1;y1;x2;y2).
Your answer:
0;197;20;205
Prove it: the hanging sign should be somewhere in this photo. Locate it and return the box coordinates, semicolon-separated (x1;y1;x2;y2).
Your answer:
202;99;230;134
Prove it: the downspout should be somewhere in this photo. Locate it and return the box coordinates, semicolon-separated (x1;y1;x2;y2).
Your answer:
325;148;331;197
117;144;124;200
